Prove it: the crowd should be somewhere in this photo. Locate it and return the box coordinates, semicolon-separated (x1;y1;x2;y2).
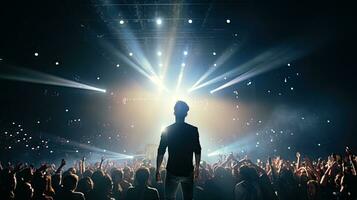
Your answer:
0;147;356;200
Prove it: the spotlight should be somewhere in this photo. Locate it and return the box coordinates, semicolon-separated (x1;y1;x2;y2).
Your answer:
34;52;39;56
156;18;162;25
226;19;231;24
157;51;162;56
119;20;125;25
287;63;291;66
116;64;120;67
181;63;186;67
213;63;217;67
55;61;59;66
188;19;193;24
183;51;188;56
129;52;133;56
159;63;163;67
212;52;216;56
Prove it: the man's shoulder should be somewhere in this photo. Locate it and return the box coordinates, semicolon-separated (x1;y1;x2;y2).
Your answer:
184;123;198;130
167;123;197;129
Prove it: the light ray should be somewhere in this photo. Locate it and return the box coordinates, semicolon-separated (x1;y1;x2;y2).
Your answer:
0;65;106;93
210;46;307;93
189;45;238;91
175;62;186;93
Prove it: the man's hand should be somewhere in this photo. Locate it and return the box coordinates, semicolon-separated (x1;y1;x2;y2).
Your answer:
156;170;162;183
194;168;199;180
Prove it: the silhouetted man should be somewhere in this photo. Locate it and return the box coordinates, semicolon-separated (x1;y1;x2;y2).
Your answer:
156;101;202;200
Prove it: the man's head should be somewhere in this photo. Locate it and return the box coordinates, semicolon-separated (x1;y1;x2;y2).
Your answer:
62;174;79;191
174;101;189;119
134;167;150;186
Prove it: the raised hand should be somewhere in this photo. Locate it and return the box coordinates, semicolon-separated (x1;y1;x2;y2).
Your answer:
60;159;66;167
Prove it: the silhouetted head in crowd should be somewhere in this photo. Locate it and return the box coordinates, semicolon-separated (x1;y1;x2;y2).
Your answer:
111;168;123;184
77;176;93;195
174;100;189;122
238;165;258;182
91;170;105;188
123;166;132;182
62;173;79;191
134;167;150;187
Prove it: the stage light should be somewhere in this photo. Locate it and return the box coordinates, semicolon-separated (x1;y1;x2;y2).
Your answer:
181;63;186;67
213;63;217;67
116;64;120;67
226;19;231;24
119;20;125;25
129;52;133;56
157;51;162;56
188;19;193;24
159;63;163;67
156;18;162;25
55;61;59;66
34;52;39;56
96;76;100;80
183;51;188;56
212;52;216;56
287;63;291;66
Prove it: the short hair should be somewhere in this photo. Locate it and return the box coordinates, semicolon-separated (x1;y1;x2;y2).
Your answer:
135;167;150;186
174;101;189;116
62;174;79;191
239;165;258;181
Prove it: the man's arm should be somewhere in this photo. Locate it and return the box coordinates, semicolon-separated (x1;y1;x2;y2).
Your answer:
156;131;168;181
194;127;202;179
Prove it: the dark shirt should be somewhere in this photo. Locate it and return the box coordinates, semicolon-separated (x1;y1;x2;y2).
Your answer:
126;186;159;200
157;122;202;176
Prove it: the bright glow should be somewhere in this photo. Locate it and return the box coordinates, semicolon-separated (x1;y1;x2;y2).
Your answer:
188;19;193;24
116;64;120;67
55;61;59;66
157;51;162;56
212;52;216;56
129;52;133;56
156;18;162;25
119;20;125;25
181;63;185;67
183;51;188;56
213;63;217;67
149;76;169;92
226;19;231;24
34;52;39;56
